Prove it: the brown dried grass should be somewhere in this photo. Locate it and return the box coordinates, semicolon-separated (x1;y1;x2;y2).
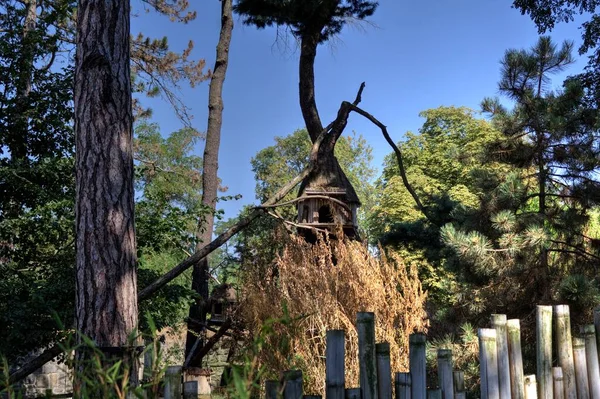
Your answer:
237;233;429;394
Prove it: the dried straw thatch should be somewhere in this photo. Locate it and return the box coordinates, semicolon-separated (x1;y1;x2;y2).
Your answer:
238;233;428;395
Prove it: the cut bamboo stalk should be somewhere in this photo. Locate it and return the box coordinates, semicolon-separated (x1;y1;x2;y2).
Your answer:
452;371;464;393
357;312;378;399
536;306;553;399
164;366;182;399
409;333;427;399
427;389;441;399
479;328;500;399
376;343;392;399
437;349;453;399
266;380;280;399
507;319;525;399
554;305;576;399
395;373;411;399
580;325;600;399
345;388;361;399
491;315;511;399
326;330;345;399
524;375;537;399
553;368;564;399
283;370;303;399
572;337;590;399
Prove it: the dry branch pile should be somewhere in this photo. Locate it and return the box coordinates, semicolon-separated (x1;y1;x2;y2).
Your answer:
238;233;429;394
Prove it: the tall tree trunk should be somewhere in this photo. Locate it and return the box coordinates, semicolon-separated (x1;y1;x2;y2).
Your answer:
185;0;233;367
9;0;37;161
299;30;324;142
74;0;138;385
537;133;549;300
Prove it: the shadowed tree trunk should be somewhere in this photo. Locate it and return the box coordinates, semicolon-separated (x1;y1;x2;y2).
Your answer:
74;0;138;385
185;0;233;367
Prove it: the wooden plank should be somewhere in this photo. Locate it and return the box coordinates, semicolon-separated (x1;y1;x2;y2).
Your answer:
554;305;576;399
395;373;411;399
436;349;453;399
409;333;427;399
376;343;392;399
479;328;499;399
491;315;511;399
507;319;525;399
536;306;553;399
283;370;303;399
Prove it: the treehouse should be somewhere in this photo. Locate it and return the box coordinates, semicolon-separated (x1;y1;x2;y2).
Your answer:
296;154;361;241
208;283;237;325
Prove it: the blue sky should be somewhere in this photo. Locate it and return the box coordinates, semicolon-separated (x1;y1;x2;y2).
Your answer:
131;0;588;220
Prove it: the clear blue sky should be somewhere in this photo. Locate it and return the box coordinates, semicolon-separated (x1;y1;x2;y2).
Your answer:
131;0;587;220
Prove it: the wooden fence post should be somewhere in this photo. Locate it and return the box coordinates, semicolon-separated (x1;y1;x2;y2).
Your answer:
183;381;198;399
283;370;303;399
453;371;465;398
479;328;499;399
376;343;392;399
266;380;280;399
395;373;411;399
326;330;345;399
580;325;600;399
554;305;576;399
436;349;453;399
507;319;525;399
357;312;378;399
536;306;553;399
553;368;564;399
427;389;441;399
524;375;537;399
572;337;589;399
409;333;427;399
491;315;511;399
164;366;182;399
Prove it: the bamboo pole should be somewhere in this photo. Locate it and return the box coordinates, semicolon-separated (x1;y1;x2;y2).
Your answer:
491;315;511;399
554;305;576;399
409;333;427;399
507;319;525;399
427;389;441;399
479;328;500;399
572;338;589;399
437;349;453;399
266;380;280;399
452;371;464;393
376;343;392;399
580;325;600;399
164;366;183;399
283;370;303;399
536;306;553;399
524;375;537;399
345;388;361;399
553;368;564;399
395;373;411;399
326;330;345;399
357;312;378;399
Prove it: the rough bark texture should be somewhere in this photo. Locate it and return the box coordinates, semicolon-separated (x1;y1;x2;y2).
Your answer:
74;0;138;355
299;30;324;143
185;0;233;367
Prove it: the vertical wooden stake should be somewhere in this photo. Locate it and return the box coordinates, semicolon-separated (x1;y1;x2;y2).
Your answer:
345;388;361;399
376;343;392;399
536;306;553;399
554;305;576;399
507;319;525;399
164;366;182;399
436;349;453;399
572;337;589;399
283;370;303;399
409;333;427;399
553;368;564;399
395;373;411;399
580;325;600;399
594;307;600;363
427;389;441;399
479;328;499;399
524;375;537;399
491;315;511;399
452;371;464;393
357;312;378;399
183;381;198;399
326;330;345;399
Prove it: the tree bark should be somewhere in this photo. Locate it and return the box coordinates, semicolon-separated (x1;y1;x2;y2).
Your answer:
299;30;324;143
185;0;233;367
74;0;138;380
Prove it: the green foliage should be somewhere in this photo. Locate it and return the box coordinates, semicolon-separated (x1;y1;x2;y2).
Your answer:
233;0;378;42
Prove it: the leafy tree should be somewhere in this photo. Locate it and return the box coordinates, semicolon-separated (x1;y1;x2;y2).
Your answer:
442;37;600;312
512;0;600;105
